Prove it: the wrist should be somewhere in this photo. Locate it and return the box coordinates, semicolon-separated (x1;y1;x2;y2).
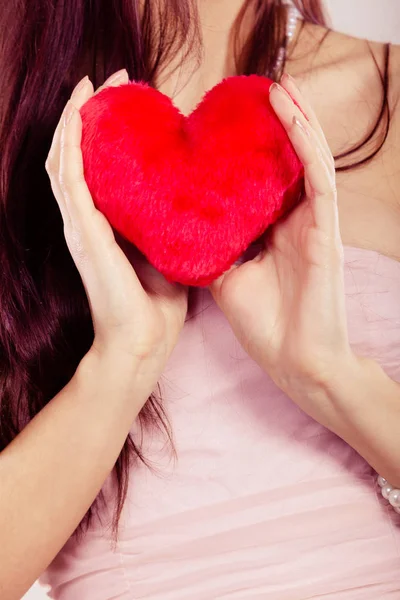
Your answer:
316;353;400;486
77;347;158;410
316;352;372;411
302;352;376;434
274;350;365;432
318;352;388;423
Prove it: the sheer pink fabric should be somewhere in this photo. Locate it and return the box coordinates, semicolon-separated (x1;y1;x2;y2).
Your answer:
41;246;400;599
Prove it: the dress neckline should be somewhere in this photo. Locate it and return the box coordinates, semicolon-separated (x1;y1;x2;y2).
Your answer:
343;244;400;269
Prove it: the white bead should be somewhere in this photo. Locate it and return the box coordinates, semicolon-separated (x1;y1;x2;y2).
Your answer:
388;489;400;508
382;484;394;500
273;6;297;71
377;476;388;487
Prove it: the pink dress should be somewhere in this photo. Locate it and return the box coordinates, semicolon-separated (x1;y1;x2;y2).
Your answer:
40;246;400;599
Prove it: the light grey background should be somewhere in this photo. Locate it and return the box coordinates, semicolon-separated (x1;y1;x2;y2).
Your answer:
325;0;400;42
22;1;399;599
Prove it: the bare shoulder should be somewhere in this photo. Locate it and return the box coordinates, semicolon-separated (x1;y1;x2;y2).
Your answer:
289;23;392;94
288;23;399;155
290;23;377;71
287;24;400;258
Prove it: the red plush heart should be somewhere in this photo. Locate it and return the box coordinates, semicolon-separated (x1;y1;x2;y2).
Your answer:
80;76;303;286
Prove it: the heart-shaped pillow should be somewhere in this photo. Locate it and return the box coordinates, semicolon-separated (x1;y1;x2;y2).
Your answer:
80;75;303;286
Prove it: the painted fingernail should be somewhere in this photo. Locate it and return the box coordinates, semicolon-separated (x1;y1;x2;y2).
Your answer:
64;101;76;126
281;73;299;90
72;75;89;96
269;82;293;102
106;69;128;84
292;115;311;137
281;76;310;122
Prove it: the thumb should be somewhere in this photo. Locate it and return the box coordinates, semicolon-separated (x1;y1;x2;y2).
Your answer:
208;263;238;304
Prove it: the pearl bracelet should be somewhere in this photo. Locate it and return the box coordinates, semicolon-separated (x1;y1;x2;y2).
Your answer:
377;475;400;513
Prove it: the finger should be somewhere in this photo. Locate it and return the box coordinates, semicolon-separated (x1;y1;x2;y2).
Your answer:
94;68;129;96
269;82;334;177
45;76;94;224
289;115;340;237
54;68;126;196
46;76;94;176
270;87;338;237
280;73;334;169
208;263;238;303
270;82;334;175
59;105;146;298
59;102;104;227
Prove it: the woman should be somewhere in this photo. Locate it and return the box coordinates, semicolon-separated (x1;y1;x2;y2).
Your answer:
1;0;400;598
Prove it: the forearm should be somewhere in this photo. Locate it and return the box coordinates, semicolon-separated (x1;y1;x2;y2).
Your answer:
0;349;150;600
316;355;400;487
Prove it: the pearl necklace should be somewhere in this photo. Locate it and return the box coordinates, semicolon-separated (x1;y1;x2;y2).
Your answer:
274;5;299;75
377;476;400;514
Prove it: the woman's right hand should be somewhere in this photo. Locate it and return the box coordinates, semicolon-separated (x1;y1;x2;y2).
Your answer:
45;70;188;388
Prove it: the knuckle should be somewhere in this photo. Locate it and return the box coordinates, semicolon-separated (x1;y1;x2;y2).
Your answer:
331;240;344;265
59;175;77;200
66;226;87;261
60;137;80;152
59;169;85;198
58;174;71;196
62;221;72;239
74;169;86;185
315;146;325;163
45;157;56;175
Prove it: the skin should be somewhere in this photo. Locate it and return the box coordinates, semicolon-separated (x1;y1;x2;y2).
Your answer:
1;3;400;598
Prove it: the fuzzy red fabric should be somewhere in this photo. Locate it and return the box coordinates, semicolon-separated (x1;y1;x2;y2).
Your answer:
80;76;303;286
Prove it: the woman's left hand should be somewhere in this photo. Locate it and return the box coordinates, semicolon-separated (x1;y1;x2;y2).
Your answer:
209;74;359;428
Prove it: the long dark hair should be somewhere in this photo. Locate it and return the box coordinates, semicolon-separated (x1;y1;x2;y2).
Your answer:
0;0;390;541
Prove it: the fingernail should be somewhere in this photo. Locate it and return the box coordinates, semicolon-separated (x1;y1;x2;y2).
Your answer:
292;115;311;137
106;69;128;84
64;101;76;126
280;75;310;122
281;73;299;90
269;82;293;102
72;75;89;96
